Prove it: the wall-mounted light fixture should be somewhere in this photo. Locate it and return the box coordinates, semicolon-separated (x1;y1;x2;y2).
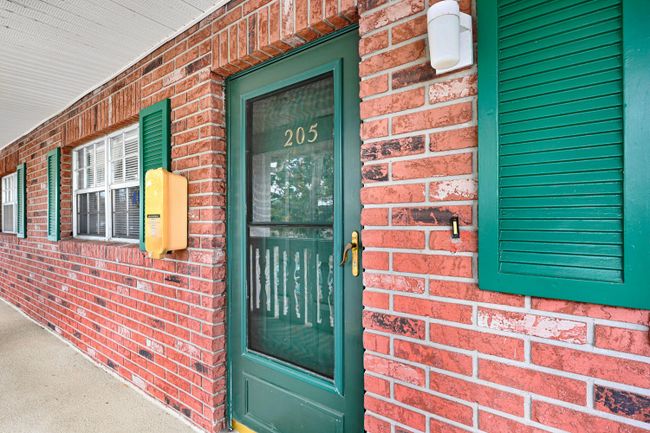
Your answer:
427;0;473;74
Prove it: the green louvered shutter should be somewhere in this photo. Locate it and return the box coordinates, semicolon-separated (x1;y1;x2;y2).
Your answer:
16;163;26;238
139;98;171;250
478;0;650;309
47;148;61;241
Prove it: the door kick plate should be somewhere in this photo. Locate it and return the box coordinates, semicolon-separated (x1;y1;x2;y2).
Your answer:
232;420;257;433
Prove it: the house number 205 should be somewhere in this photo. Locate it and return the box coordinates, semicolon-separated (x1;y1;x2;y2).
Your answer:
284;123;318;147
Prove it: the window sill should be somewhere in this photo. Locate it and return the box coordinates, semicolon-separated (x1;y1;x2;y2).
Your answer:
57;237;150;265
60;237;140;248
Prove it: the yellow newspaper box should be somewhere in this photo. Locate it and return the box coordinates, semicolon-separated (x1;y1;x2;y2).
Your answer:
145;168;187;259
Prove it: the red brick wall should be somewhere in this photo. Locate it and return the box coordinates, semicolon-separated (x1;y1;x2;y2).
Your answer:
0;2;357;433
358;1;650;432
1;1;649;433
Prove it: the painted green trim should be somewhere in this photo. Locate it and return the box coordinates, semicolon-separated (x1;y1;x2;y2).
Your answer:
138;98;171;250
621;0;650;308
226;28;361;426
47;148;61;242
477;0;650;309
234;59;346;395
16;163;26;239
477;0;499;300
226;29;362;433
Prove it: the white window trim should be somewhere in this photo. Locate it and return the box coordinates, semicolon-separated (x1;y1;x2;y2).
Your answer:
1;172;18;234
72;124;140;243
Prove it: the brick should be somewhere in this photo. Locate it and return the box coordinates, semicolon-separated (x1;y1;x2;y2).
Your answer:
392;15;427;44
428;279;525;306
363;251;390;270
364;291;390;309
430;126;477;152
360;74;389;98
392;205;472;226
594;385;650;423
429;230;477;253
360;0;425;34
430;177;477;201
393;102;473;134
268;1;281;45
429;74;477;104
531;298;650;325
532;343;650;389
429;371;525;416
478;308;588;344
365;395;426;432
243;0;272;16
478;358;587;405
361;208;389;226
363;311;426;339
359;30;389;56
429;418;470;433
360;88;425;119
394;383;473;426
361;184;426;204
361;118;389;139
364;375;390;399
393;253;472;277
393;339;473;376
359;0;389;13
365;354;426;386
364;331;391;354
365;414;391;433
360;136;425;161
394;295;472;323
362;163;389;182
363;273;425;294
595;325;650;357
478;412;549;433
360;40;426;76
259;6;269;47
430;323;525;360
280;0;294;40
392;152;473;180
309;0;324;25
392;62;436;90
533;400;648;433
362;229;425;249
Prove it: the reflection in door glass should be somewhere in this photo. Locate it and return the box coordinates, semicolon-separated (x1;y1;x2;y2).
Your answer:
247;73;335;378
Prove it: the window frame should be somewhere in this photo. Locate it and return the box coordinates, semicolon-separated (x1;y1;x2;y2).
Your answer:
1;172;18;234
72;124;140;243
477;0;650;309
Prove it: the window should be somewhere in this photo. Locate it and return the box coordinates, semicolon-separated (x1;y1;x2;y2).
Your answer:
73;125;140;241
477;0;649;309
1;173;17;233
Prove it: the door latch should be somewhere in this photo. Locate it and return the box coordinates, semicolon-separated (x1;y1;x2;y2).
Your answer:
340;231;360;277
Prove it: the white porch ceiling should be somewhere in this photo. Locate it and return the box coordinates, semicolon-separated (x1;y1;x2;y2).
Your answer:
0;0;228;148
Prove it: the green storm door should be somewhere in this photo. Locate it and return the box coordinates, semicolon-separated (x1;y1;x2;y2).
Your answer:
227;28;363;433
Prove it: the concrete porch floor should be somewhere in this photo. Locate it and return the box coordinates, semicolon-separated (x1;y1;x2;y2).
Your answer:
0;299;199;433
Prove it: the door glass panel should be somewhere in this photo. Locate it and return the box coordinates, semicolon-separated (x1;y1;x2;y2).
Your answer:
247;73;335;378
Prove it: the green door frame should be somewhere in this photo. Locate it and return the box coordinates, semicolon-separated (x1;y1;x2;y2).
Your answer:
226;26;363;433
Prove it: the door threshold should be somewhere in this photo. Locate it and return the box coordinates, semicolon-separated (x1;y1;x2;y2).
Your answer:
232;420;257;433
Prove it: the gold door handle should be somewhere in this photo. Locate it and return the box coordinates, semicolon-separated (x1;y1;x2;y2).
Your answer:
339;231;360;277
